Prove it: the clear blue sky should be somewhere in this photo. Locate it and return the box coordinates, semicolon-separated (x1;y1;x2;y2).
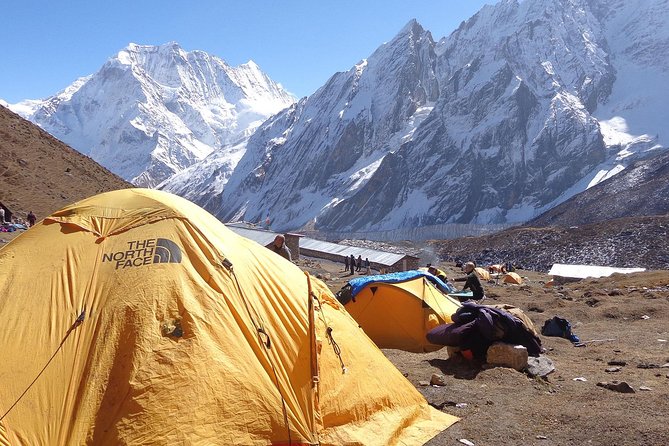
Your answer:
1;1;493;103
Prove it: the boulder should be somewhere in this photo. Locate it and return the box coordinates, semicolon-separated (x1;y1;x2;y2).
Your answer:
526;355;555;377
486;342;528;371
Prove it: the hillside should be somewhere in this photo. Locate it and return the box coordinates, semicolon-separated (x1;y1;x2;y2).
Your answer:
0;105;131;223
528;149;669;228
429;215;669;272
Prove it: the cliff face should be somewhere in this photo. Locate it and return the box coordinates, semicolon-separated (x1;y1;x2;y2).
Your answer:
209;0;666;232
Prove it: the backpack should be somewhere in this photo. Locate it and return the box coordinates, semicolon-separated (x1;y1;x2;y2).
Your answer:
541;316;580;343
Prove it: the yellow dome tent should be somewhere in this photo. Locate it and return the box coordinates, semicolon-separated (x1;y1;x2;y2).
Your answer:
503;271;523;285
337;273;461;353
0;189;457;445
474;267;491;281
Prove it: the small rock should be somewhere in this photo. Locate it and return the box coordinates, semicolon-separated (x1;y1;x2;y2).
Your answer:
455;403;468;408
486;342;528;371
608;360;627;366
573;377;587;382
459;439;475;446
596;381;635;393
430;373;446;386
419;380;430;387
641;315;651;320
536;435;548;440
605;367;622;373
526;355;555;377
637;363;659;369
639;386;652;391
662;363;669;368
429;400;457;410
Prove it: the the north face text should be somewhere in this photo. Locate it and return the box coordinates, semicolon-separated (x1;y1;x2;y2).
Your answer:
103;238;182;269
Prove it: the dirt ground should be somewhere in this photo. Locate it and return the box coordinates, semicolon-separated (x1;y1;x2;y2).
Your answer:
300;257;669;446
3;228;667;445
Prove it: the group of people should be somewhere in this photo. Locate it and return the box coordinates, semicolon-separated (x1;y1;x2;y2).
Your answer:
344;254;371;275
0;207;36;228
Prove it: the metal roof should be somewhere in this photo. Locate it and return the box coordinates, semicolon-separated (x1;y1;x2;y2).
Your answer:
226;222;412;267
300;237;408;267
226;223;277;247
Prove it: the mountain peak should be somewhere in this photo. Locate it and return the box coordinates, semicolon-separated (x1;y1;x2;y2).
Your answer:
205;0;667;233
396;18;426;40
12;43;295;187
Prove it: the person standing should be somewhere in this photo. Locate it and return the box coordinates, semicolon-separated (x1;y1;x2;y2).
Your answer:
364;258;371;275
266;234;292;261
349;254;356;275
0;207;5;224
27;211;36;227
344;255;350;271
453;262;485;302
356;255;362;272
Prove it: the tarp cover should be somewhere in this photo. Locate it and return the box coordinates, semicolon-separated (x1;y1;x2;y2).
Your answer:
548;263;646;279
0;189;457;446
348;270;457;296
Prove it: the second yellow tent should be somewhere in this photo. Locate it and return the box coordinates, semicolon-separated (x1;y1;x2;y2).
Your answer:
337;272;461;353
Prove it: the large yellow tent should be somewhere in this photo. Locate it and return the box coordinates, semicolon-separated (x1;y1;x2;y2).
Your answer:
338;273;461;353
0;189;457;445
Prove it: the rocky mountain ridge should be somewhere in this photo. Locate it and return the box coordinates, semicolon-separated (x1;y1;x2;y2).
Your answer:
191;0;667;232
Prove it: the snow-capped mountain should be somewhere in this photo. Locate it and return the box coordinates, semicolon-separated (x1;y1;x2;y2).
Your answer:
197;0;667;232
10;43;294;186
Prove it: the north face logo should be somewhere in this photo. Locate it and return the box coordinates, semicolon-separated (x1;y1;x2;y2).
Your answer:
103;238;182;269
153;238;182;264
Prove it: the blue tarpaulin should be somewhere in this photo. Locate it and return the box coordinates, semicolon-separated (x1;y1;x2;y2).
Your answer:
347;270;457;297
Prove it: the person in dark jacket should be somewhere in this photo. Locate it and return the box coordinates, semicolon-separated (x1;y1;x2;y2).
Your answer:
349;254;356;275
267;235;292;261
356;255;362;272
344;255;350;271
453;262;485;302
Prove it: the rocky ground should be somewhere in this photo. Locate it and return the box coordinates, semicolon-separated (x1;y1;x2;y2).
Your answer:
299;256;669;446
428;215;669;272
